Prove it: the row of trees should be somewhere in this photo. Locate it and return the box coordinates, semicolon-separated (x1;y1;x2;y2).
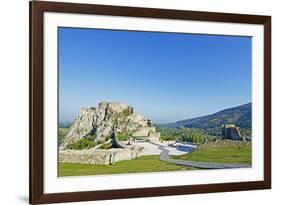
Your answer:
203;127;252;138
156;126;210;144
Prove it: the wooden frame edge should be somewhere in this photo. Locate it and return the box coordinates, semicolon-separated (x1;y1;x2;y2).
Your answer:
263;16;272;189
29;1;272;204
30;1;44;204
32;181;270;204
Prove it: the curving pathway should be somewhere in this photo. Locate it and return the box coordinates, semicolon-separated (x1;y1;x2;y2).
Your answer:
150;142;251;169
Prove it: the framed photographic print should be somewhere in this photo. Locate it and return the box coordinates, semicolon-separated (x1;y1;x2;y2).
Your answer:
29;0;271;204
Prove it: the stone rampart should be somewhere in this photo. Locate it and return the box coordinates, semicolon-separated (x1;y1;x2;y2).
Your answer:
59;146;143;165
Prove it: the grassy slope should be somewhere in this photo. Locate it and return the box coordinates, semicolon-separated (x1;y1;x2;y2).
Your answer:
59;155;194;177
173;141;252;165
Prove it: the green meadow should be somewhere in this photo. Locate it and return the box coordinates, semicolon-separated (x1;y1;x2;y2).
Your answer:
173;141;252;165
59;155;194;177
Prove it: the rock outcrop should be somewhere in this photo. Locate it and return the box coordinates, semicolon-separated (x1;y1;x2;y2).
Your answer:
60;102;159;149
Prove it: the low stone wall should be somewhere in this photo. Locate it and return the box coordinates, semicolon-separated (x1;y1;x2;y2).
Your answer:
59;146;143;165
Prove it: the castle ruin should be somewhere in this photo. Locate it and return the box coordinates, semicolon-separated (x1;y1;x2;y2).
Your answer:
221;124;245;141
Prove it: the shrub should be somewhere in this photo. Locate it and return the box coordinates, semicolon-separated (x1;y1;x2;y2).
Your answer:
66;134;97;150
160;134;175;141
176;128;207;144
104;135;112;141
122;108;132;116
117;133;129;141
156;125;208;144
99;142;113;149
96;139;106;145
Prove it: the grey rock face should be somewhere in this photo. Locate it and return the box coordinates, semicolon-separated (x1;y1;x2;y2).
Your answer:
60;102;154;149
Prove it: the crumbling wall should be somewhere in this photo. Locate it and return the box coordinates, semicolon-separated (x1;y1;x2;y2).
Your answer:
59;146;143;165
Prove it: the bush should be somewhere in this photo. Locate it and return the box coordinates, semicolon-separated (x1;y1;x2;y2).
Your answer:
96;139;106;145
176;128;207;144
122;108;132;116
66;134;97;150
160;134;175;141
104;135;112;141
117;133;129;141
156;125;208;144
99;142;113;149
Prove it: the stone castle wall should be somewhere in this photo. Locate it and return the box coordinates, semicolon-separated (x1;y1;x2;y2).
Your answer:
132;127;156;137
59;146;143;165
148;132;161;141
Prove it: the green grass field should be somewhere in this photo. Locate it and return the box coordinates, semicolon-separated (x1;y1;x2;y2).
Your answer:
173;141;252;165
59;155;194;177
59;141;251;177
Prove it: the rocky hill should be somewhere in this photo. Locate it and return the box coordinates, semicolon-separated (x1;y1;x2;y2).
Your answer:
60;102;156;149
172;103;252;129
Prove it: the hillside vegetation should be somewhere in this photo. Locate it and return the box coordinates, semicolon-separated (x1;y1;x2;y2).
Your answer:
174;103;251;129
156;126;215;144
165;103;252;138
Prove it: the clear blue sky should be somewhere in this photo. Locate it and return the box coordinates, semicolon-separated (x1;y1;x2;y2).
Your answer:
59;27;252;123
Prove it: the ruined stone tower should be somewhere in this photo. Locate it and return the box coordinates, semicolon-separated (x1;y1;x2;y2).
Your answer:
221;124;245;141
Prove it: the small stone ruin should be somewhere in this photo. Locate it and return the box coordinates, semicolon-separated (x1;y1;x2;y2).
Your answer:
221;124;245;141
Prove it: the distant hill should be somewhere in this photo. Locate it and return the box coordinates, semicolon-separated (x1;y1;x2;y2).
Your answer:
171;103;252;129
